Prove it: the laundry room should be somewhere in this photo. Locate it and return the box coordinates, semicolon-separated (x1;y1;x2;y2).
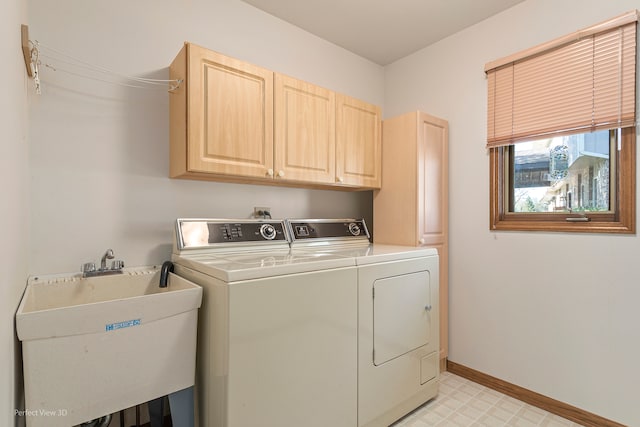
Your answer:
3;0;640;427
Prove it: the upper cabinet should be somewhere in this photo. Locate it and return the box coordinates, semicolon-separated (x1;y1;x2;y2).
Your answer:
169;43;381;190
274;73;336;184
169;43;274;180
336;95;382;188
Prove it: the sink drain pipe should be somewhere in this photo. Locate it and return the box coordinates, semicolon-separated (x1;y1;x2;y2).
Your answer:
80;413;112;427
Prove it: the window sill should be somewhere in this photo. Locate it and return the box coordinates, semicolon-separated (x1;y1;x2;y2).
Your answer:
490;218;635;234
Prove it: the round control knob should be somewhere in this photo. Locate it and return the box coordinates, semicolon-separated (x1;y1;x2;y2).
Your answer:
267;168;274;177
348;222;361;236
260;224;277;240
277;170;285;178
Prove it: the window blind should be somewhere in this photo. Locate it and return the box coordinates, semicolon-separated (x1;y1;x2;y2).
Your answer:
486;11;638;149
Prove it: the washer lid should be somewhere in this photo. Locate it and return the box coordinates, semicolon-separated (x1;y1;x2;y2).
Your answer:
293;243;438;264
173;250;355;282
350;244;438;265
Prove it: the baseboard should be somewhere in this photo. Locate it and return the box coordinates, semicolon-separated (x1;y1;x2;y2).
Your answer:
446;361;625;427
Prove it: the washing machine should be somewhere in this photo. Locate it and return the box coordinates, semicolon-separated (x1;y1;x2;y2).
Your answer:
287;219;440;427
170;218;358;427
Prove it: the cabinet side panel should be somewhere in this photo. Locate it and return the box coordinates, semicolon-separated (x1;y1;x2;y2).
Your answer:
373;112;418;245
169;44;188;178
429;242;448;361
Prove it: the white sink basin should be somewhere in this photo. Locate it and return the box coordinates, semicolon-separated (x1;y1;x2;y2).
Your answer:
16;266;202;427
17;266;201;341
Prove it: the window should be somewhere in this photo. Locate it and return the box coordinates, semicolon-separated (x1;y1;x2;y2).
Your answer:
490;128;634;232
487;11;637;233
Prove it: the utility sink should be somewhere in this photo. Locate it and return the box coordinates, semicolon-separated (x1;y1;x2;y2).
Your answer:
16;266;202;427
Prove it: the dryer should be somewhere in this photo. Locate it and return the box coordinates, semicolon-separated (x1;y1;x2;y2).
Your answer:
171;219;358;427
288;219;440;427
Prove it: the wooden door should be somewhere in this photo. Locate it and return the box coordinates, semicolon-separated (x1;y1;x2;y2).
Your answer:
417;113;448;247
416;112;449;362
187;44;274;178
336;94;381;188
274;74;335;183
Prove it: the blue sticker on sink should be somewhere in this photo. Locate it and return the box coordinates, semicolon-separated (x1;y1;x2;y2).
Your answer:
105;319;141;331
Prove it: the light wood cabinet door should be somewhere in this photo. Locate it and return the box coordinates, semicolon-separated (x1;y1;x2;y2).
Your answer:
417;114;448;247
172;43;274;179
374;111;449;364
274;74;335;184
336;94;381;188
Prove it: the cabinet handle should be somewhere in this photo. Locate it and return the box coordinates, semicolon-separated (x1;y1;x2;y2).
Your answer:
425;305;432;311
419;238;425;245
277;170;285;178
337;176;344;183
267;169;274;177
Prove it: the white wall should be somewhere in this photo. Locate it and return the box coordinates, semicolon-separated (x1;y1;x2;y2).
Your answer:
385;1;640;425
1;0;29;425
26;0;384;274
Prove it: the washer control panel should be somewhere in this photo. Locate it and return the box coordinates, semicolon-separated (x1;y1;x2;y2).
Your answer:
176;219;288;249
210;222;288;243
287;219;370;242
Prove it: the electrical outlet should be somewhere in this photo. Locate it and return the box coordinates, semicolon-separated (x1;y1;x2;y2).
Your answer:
253;206;271;218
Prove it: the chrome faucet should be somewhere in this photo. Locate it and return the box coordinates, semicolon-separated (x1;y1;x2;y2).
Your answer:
82;248;124;277
100;249;114;270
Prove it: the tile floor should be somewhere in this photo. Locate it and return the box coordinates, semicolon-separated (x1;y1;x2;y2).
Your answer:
392;372;585;427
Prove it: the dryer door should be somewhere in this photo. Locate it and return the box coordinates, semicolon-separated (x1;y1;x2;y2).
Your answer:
373;270;431;365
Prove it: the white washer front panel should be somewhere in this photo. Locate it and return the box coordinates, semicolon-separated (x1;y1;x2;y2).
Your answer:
227;268;358;427
172;261;359;427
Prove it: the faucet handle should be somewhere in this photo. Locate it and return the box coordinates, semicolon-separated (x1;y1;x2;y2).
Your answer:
111;260;125;270
82;262;96;273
